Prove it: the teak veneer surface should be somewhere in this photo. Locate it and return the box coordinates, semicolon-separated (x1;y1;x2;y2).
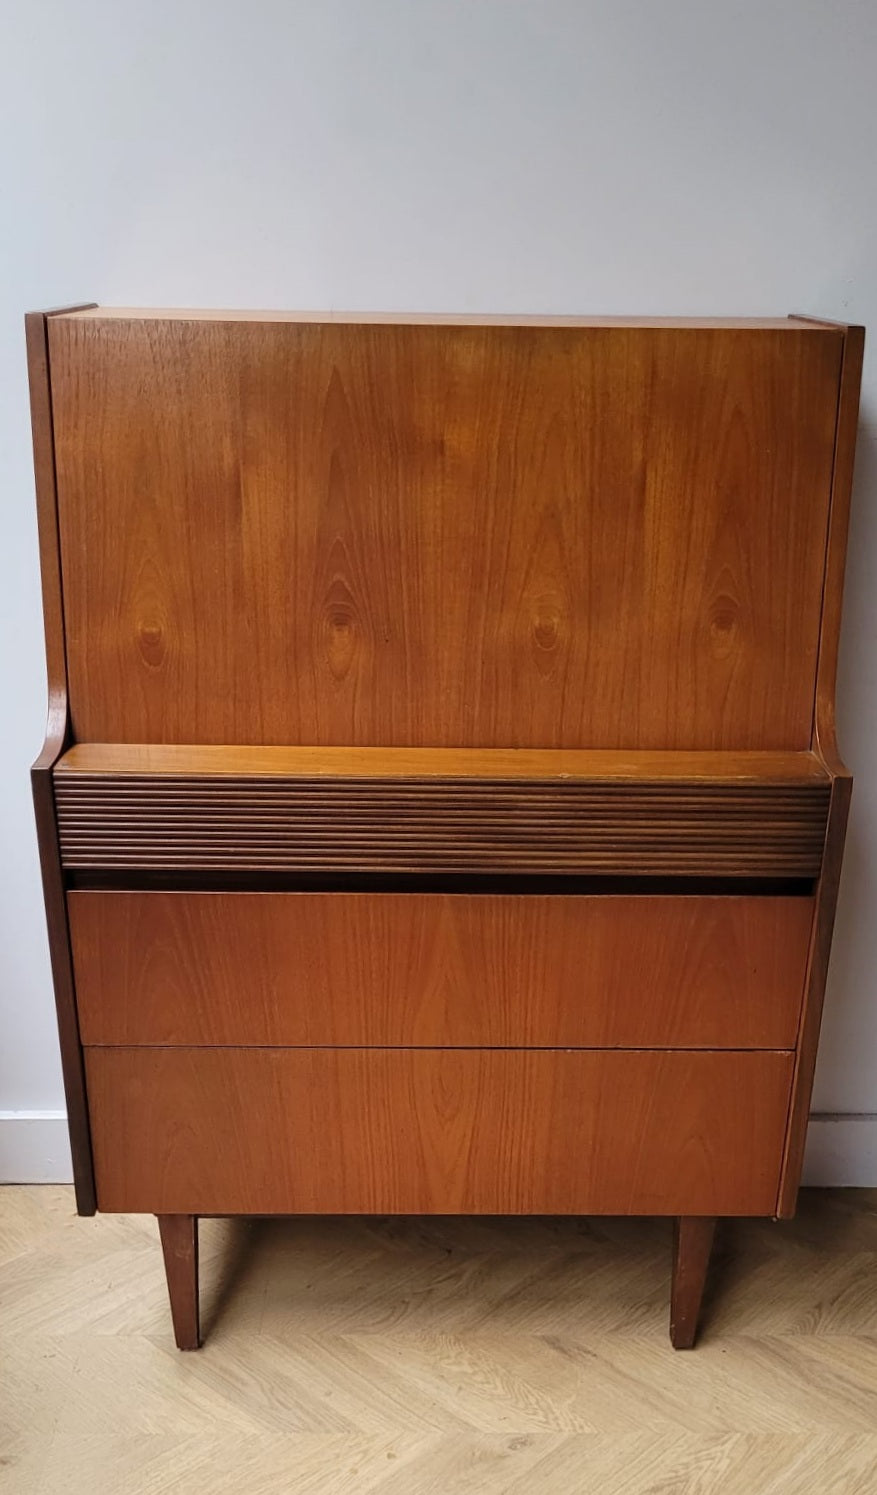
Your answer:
55;744;831;780
84;1046;794;1217
69;891;813;1050
48;317;842;749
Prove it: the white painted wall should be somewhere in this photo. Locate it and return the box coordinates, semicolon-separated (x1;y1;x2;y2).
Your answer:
1;0;876;1182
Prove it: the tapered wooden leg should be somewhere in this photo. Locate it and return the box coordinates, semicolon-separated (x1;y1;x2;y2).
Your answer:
157;1214;200;1350
670;1216;716;1349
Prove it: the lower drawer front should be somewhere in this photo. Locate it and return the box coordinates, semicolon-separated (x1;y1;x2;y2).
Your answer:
70;892;812;1048
85;1047;793;1216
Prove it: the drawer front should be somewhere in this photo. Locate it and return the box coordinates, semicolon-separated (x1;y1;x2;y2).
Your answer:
85;1046;793;1215
70;892;812;1049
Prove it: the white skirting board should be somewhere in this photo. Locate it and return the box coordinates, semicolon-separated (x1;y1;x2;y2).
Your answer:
801;1114;877;1187
0;1113;73;1184
1;1111;876;1188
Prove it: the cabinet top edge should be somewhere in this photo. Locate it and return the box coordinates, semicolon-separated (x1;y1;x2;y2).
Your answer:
54;743;833;783
50;308;848;331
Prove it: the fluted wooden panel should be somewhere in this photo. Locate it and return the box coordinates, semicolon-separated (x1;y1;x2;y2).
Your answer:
54;771;830;876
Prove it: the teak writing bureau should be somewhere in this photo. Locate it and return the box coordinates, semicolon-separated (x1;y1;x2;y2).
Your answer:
27;307;863;1351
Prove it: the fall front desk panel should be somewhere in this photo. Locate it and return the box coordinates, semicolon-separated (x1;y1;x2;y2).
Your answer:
69;890;811;1218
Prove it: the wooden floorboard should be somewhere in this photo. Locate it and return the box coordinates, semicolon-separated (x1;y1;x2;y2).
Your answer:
1;1188;877;1493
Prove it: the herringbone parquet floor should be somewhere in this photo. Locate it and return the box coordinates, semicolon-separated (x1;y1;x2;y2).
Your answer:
2;1187;876;1494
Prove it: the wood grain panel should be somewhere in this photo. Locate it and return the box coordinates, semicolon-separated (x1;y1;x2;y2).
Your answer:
84;1047;793;1215
53;768;830;877
48;317;842;749
56;743;831;780
70;891;813;1049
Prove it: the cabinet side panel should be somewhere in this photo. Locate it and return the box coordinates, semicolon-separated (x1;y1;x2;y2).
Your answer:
25;309;96;1214
777;773;852;1214
778;323;863;1214
813;324;865;767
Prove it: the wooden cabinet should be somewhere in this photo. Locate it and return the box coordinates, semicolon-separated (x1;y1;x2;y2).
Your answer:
27;307;863;1351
